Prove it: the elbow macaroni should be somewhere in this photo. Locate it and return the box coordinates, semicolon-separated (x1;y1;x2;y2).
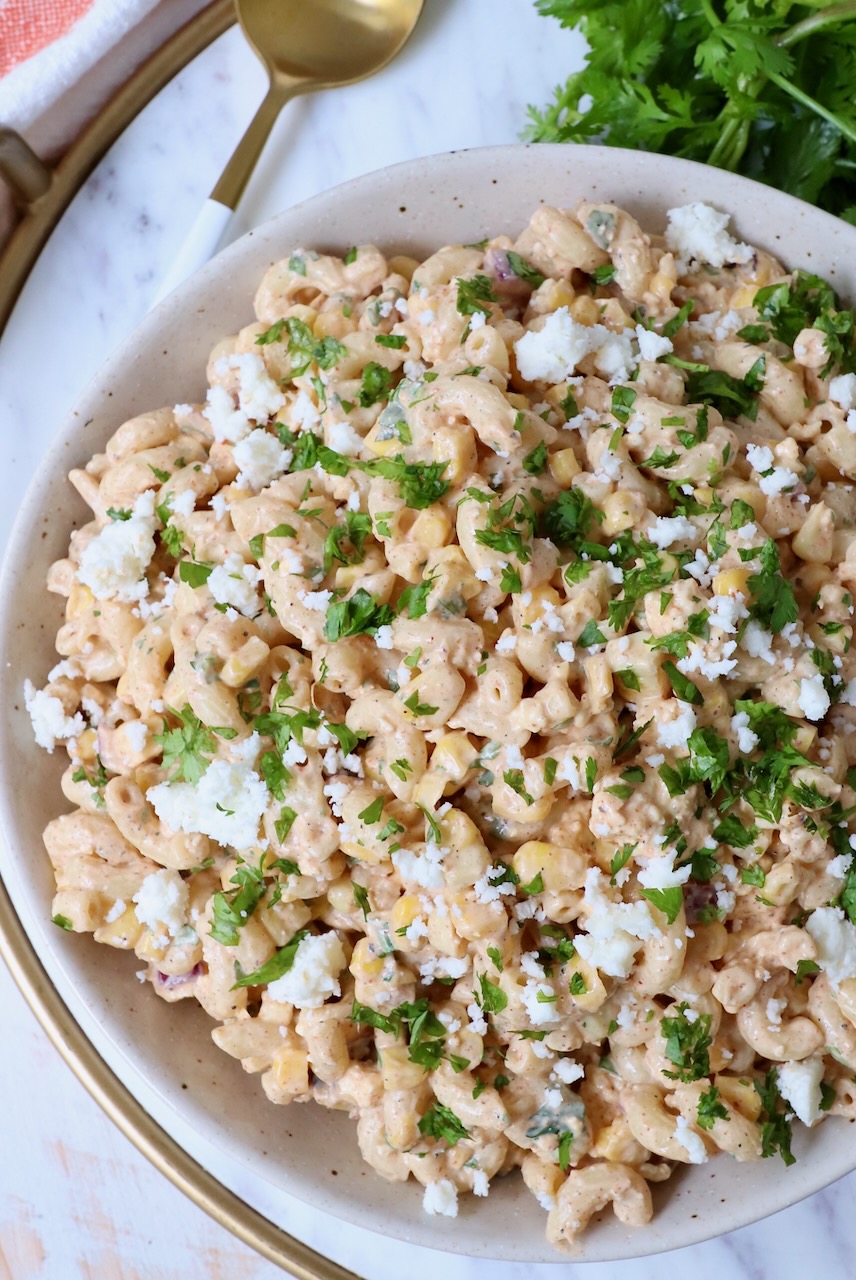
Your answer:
27;200;856;1247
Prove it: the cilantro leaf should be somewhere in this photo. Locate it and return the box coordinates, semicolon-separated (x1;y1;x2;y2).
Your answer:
232;927;309;988
747;539;799;633
418;1102;471;1146
525;3;856;226
155;704;216;784
661;1002;712;1081
456;275;498;316
324;588;395;641
697;1085;729;1131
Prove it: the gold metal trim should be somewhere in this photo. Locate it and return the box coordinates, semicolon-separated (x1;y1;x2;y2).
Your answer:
0;6;362;1273
0;874;362;1279
0;0;234;340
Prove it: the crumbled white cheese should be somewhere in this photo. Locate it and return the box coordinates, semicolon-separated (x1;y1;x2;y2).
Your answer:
77;490;158;602
105;899;127;924
741;620;776;665
805;906;856;986
495;630;517;655
828;854;850;880
513;307;636;385
208;553;261;617
573;869;659;979
233;428;291;490
673;1114;708;1164
266;931;346;1008
123;721;148;753
829;373;856;413
648;515;697;549
766;997;787;1028
24;680;85;752
210;492;229;521
298;589;333;613
224;352;285;425
707;594;748;635
374;625;394;651
759;466;799;497
637;849;692;891
656;701;697;750
556;641;575;663
392;844;447;888
746;443;774;474
290;389;320;433
731;711;759;755
551;1057;585;1085
840;679;856;706
327;419;364;457
777;1058;825;1127
132;868;189;938
522;979;559;1025
147;757;268;851
423;1180;458;1218
170;489;196;518
665;203;752;274
471;1169;489;1197
635;324;673;362
798;674;831;722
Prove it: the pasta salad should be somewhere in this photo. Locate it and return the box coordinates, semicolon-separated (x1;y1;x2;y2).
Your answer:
25;197;856;1247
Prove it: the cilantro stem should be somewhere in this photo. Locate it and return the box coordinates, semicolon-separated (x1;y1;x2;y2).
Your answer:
766;70;856;147
778;1;856;47
699;0;721;27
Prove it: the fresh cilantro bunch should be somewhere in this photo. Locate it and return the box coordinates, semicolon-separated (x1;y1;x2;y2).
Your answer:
526;0;856;222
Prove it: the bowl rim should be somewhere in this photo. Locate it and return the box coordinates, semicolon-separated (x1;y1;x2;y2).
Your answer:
3;140;856;1271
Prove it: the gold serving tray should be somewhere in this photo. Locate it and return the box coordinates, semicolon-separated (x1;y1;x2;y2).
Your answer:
0;7;359;1275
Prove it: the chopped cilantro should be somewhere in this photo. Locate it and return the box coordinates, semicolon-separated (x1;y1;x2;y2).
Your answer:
661;1002;712;1081
324;588;395;641
697;1085;729;1131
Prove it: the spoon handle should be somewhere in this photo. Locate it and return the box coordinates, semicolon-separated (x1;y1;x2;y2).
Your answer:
152;81;295;305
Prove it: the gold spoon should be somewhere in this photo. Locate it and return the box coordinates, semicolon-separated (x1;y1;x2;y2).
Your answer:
155;0;424;302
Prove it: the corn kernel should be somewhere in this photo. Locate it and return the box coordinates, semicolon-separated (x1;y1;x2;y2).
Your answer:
569;295;599;325
94;905;144;949
793;725;817;754
715;1074;762;1120
363;425;401;457
390;894;421;932
591;1118;638;1162
67;583;94;619
350;937;384;978
729;284;759;309
513;840;555;886
548;448;581;486
388;254;420;281
326;874;356;915
601;489;645;536
380;1042;426;1092
313;310;353;340
410;507;452;549
74;727;98;764
410;774;446;810
519;584;561;626
220;636;270;688
545;280;576;312
268;1045;310;1098
713;568;751;596
429;732;478;784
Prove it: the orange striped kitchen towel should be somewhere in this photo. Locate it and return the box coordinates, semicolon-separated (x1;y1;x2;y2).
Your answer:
0;0;164;128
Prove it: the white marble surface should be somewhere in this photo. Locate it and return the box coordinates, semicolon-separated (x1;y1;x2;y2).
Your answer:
2;1;855;1276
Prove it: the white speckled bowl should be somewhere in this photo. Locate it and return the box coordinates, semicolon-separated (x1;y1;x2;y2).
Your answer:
3;145;856;1265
